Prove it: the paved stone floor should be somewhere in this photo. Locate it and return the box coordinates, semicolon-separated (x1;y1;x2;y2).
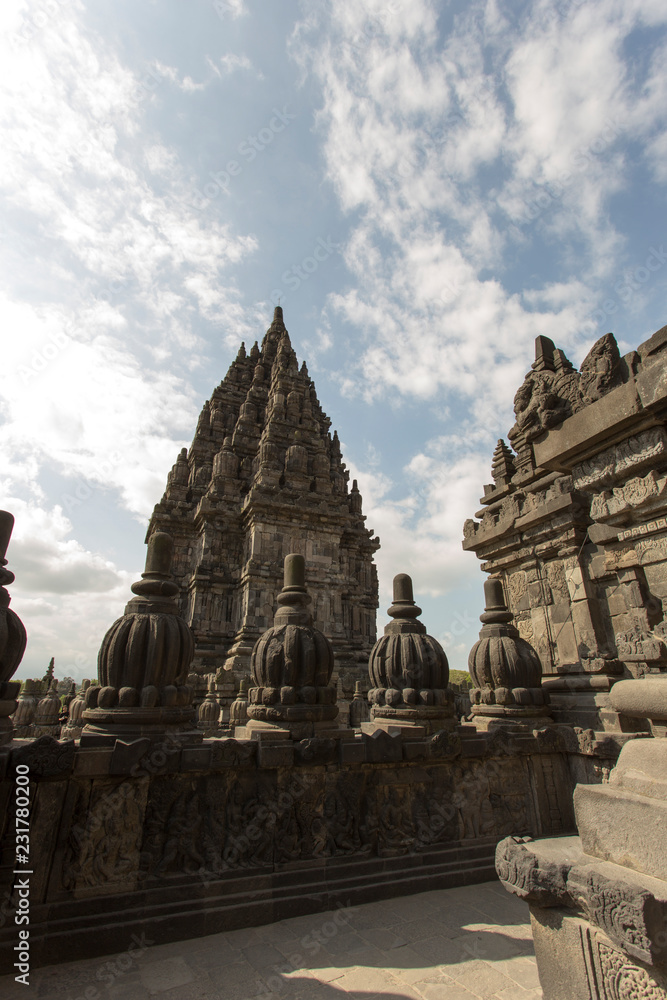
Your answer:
1;880;543;1000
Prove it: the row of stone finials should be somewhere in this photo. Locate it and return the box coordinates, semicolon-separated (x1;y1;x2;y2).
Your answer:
0;512;551;745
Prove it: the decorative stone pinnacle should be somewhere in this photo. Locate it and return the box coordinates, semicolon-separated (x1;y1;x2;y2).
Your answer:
468;575;550;722
368;572;451;731
247;553;337;732
128;532;180;610
387;573;423;624
479;578;514;626
275;553;312;624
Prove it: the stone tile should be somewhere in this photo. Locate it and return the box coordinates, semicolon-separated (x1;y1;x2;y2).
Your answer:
107;982;153;1000
332;965;412;996
221;926;265;949
186;941;243;971
380;946;444;985
206;960;268;997
453;930;527;962
313;931;367;957
491;956;542;991
416;983;480;1000
158;977;228;1000
139;956;197;994
396;918;450;944
356;927;408;951
445;958;518;997
493;988;543;1000
241;943;288;971
409;934;480;966
383;896;438;922
307;964;347;983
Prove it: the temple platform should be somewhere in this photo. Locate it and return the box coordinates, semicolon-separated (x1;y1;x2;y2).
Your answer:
0;880;542;1000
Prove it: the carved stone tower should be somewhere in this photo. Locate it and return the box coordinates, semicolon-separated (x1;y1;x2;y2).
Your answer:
148;307;380;686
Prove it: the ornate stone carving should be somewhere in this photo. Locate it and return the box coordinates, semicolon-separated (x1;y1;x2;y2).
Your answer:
579;332;624;405
367;573;453;731
82;531;196;743
11;735;75;778
573;428;667;492
247;553;338;733
596;940;666;999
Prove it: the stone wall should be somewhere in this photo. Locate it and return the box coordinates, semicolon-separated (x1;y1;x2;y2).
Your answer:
0;724;578;972
464;324;667;732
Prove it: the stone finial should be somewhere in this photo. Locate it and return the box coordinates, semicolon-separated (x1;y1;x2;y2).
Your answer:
197;677;221;732
468;577;551;725
230;677;249;728
491;440;516;489
349;680;370;728
349;480;362;514
32;680;61;736
81;531;196;744
167;448;189;490
368;573;452;732
0;511;26;744
11;679;40;737
532;335;556;372
61;679;90;739
247;554;338;734
42;656;55;687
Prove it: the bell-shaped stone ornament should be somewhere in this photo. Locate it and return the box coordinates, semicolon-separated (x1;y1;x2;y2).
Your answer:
367;573;453;733
229;678;249;729
197;677;221;733
81;531;197;744
247;554;338;736
468;577;551;728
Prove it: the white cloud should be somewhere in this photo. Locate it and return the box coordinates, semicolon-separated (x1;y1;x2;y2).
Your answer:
293;0;667;428
0;4;264;678
4;497;138;681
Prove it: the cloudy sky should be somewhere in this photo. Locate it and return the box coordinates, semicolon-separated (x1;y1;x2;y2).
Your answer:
2;0;667;682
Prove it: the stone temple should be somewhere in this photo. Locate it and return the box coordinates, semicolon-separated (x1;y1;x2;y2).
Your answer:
147;306;380;689
5;321;667;999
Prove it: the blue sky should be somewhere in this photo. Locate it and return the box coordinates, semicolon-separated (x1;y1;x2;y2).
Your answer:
2;0;667;682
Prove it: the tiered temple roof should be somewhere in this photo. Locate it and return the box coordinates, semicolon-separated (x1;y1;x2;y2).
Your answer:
148;307;380;684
